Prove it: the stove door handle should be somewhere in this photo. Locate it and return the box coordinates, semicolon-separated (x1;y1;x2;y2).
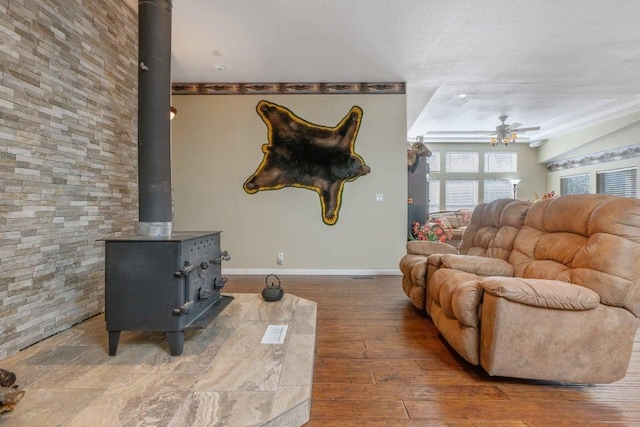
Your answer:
215;251;231;262
175;262;196;277
173;300;194;315
213;276;228;289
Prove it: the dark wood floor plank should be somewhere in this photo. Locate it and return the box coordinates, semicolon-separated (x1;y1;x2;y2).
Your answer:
404;400;624;422
312;383;508;401
223;275;640;425
313;358;421;372
313;369;375;384
310;399;409;420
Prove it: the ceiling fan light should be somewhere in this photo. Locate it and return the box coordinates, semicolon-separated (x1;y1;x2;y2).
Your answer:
488;115;540;147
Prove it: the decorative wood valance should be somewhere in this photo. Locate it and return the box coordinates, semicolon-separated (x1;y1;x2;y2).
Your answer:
546;144;640;172
172;82;405;95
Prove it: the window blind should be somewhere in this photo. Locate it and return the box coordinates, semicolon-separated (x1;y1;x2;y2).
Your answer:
429;178;440;212
484;152;517;173
445;179;478;210
427;151;440;173
445;152;478;173
484;179;512;202
560;173;590;195
596;167;637;197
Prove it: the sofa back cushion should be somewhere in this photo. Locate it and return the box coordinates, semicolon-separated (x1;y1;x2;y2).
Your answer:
510;194;640;316
459;199;531;261
429;211;459;229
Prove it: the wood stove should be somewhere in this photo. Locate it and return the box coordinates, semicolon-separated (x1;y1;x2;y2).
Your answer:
103;232;231;356
102;0;231;356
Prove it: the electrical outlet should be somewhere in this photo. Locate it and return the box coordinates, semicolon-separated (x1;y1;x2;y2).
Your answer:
277;252;284;265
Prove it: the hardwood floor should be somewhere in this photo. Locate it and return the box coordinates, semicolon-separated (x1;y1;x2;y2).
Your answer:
225;274;640;426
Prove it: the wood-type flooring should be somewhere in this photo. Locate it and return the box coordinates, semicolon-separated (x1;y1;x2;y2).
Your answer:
225;274;640;426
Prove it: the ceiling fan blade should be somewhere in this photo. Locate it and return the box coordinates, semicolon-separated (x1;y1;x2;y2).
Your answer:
474;133;497;139
507;122;522;131
513;126;541;132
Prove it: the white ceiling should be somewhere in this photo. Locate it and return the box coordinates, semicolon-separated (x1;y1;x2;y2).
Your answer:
151;0;640;144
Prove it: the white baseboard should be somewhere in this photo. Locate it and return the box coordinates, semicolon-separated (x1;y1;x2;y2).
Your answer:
223;268;401;276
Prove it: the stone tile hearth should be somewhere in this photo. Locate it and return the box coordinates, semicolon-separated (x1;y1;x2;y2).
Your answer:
0;293;317;426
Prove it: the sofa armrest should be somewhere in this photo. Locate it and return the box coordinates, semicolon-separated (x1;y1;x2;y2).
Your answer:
482;277;600;310
439;254;514;277
407;240;457;257
452;280;483;328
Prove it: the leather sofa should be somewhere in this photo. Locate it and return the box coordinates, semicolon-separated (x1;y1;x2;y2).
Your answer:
403;194;640;384
400;198;530;311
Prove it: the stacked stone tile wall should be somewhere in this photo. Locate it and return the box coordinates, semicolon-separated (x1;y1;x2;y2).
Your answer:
0;0;137;358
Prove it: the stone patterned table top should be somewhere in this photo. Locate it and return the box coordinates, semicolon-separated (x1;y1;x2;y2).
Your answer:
0;293;317;426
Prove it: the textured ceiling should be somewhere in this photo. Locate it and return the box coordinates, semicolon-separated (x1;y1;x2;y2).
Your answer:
138;0;640;145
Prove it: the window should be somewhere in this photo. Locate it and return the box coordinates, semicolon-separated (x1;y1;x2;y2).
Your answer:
596;167;637;197
484;152;517;173
427;151;440;173
428;178;440;212
560;173;590;195
484;179;512;202
445;152;478;173
445;179;478;210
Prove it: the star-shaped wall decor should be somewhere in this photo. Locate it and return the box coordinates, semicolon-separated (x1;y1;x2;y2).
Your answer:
243;100;370;225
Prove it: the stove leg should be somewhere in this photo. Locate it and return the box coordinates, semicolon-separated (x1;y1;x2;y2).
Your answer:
166;331;184;356
108;331;121;356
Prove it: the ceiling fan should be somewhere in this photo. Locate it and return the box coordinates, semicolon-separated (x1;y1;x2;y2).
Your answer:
486;115;541;146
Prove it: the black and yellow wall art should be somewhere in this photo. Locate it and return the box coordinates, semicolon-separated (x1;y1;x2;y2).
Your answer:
243;100;370;225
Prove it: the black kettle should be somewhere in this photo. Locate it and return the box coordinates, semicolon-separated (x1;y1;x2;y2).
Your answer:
262;274;284;302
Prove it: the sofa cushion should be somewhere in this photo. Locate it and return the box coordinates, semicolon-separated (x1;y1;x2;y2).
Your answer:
430;211;459;229
511;195;640;317
429;269;481;316
482;277;600;310
406;240;457;257
458;199;531;260
440;254;514;277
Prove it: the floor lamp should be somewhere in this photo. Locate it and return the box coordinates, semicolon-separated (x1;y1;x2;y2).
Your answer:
509;178;521;199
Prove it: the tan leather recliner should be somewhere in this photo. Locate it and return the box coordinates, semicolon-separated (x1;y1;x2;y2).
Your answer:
427;194;640;384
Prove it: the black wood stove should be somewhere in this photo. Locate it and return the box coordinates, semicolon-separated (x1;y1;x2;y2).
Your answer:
104;232;231;356
102;0;232;356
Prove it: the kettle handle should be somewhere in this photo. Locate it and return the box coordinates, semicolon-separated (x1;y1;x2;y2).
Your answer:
265;274;281;288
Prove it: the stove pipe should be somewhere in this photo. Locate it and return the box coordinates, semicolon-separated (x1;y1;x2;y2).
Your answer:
137;0;173;237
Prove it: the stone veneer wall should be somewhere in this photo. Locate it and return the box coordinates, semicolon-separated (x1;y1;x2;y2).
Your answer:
0;0;138;358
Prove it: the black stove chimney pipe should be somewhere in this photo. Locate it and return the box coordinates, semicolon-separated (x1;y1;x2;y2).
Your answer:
137;0;173;237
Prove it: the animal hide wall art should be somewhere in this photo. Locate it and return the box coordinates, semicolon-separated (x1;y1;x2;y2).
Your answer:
243;100;370;225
